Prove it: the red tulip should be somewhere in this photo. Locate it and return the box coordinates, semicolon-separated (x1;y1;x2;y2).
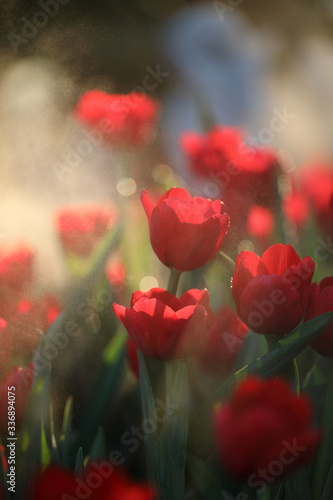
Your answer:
30;464;155;500
0;245;34;299
197;307;248;374
73;90;159;148
0;363;34;433
232;244;315;336
56;203;117;258
283;192;309;227
4;295;61;367
113;288;213;360
141;188;230;272
214;377;320;482
304;277;333;357
106;259;126;290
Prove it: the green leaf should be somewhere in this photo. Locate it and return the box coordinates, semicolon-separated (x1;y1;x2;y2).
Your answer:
66;330;126;466
189;311;333;458
75;448;84;478
87;427;106;463
137;350;160;484
16;365;51;499
159;360;189;500
321;462;333;500
285;468;312;500
187;453;222;499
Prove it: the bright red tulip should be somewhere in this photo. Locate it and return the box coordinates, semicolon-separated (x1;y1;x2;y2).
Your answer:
73;90;159;148
214;377;320;481
197;306;248;374
232;244;315;336
113;288;213;360
141;188;230;272
304;277;333;357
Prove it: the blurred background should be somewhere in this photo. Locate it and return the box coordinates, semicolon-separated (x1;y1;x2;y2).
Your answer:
0;0;333;285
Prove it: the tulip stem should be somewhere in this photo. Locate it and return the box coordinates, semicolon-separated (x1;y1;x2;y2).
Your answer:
167;269;181;295
312;359;333;500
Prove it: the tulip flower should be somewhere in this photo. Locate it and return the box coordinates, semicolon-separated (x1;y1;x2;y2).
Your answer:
73;90;159;148
30;464;155;500
141;188;230;272
113;288;213;360
231;244;315;336
214;377;320;482
196;306;248;374
0;245;34;299
55;203;116;258
304;277;333;357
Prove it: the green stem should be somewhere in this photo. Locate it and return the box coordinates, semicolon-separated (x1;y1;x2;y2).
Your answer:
312;359;333;500
167;269;181;295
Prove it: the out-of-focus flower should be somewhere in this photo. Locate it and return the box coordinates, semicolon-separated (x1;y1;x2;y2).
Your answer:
0;363;34;433
4;295;61;367
304;277;333;357
246;205;275;239
283;192;309;227
0;245;34;297
301;164;333;233
214;376;320;480
232;244;315;336
113;288;213;360
196;306;248;374
30;464;156;500
141;187;230;272
180;127;277;239
106;259;126;290
73;90;159;148
55;204;117;258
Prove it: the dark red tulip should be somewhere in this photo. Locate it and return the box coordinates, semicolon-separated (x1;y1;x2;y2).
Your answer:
197;306;248;374
214;377;320;481
141;188;230;272
232;244;315;336
113;288;213;360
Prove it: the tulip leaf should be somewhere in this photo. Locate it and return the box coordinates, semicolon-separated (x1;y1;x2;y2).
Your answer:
159;359;189;500
186;452;222;499
66;330;126;466
285;468;312;500
75;447;85;478
189;311;333;458
88;427;106;463
321;462;333;500
137;350;160;484
16;365;51;499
